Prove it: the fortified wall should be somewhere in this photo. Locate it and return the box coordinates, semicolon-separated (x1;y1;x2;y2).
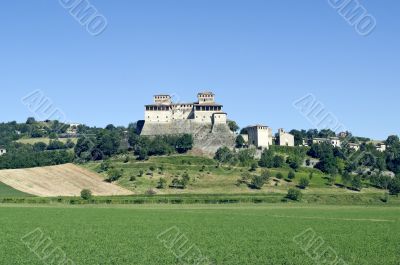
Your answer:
139;92;235;153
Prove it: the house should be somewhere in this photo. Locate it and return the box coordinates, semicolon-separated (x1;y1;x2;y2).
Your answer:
348;143;360;151
0;147;6;156
244;125;273;149
144;92;227;125
312;137;342;148
376;143;386;152
67;123;81;135
277;128;294;147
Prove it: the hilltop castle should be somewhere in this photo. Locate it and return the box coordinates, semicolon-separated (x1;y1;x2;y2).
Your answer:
139;92;235;153
144;92;227;125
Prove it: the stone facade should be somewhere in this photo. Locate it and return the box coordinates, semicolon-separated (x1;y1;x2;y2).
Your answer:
144;92;225;125
140;92;234;154
245;125;273;149
278;128;294;147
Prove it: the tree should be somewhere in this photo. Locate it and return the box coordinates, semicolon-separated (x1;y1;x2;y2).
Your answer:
286;188;302;201
235;135;245;148
250;175;266;189
176;134;193;153
250;162;258;172
227;120;239;133
156;178;167;189
388;177;400;195
273;155;285;168
298;177;310;189
106;168;123;182
33;142;47;152
351;175;363;191
214;147;234;164
80;189;92;200
259;149;274;168
288;170;296;181
341;172;352;188
276;172;284;180
286;155;301;170
26;117;36;125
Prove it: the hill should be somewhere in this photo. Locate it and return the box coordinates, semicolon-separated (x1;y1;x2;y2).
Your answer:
82;154;385;195
0;181;33;197
0;164;133;197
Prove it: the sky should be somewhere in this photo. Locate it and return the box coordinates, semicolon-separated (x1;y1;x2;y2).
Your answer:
0;0;399;140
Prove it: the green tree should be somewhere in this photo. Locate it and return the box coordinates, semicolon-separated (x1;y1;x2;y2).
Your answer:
156;178;167;189
273;155;285;168
106;168;123;182
286;188;302;201
288;170;296;181
351;175;363;191
227;120;239;133
80;189;92;200
259;149;274;168
298;177;310;189
214;147;235;164
235;135;245;148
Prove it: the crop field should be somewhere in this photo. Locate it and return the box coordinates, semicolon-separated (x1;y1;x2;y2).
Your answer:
0;182;33;197
0;204;398;265
0;164;132;197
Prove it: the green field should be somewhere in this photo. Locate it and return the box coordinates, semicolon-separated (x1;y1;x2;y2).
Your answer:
0;204;398;265
82;154;384;195
0;182;33;197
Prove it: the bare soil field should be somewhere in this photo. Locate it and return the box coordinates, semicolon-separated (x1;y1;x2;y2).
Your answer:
0;164;133;197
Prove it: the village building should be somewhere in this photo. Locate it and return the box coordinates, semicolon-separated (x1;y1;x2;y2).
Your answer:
244;125;273;149
0;147;6;156
312;137;342;148
376;143;387;152
348;143;360;151
66;123;81;135
144;92;227;125
277;128;295;147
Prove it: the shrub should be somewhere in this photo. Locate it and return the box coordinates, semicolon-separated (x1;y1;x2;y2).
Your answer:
145;189;157;195
129;176;136;181
157;178;167;189
106;168;123;182
286;188;302;201
250;175;266;189
288;170;296;181
276;172;284;180
138;170;144;177
250;162;258;172
80;189;92;200
298;177;310;189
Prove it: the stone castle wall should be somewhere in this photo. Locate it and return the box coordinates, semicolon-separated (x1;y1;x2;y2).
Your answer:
139;120;235;154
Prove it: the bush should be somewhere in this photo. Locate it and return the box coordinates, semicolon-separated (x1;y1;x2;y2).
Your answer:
250;175;266;189
286;188;302;201
157;178;167;189
129;176;136;181
80;189;92;200
276;172;284;180
106;168;123;182
298;177;310;189
288;170;296;181
249;162;258;172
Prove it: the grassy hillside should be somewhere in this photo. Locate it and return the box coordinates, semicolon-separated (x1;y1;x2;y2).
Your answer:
16;137;78;145
0;181;33;197
82;154;384;195
1;204;398;265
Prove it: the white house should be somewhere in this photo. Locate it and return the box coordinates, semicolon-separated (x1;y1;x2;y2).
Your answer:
0;147;6;156
313;137;342;148
376;143;387;152
278;128;294;147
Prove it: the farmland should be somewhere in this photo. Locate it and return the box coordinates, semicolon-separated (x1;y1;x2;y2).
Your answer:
0;204;398;265
0;164;132;197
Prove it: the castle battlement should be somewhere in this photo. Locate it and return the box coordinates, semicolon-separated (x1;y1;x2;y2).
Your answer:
144;92;227;125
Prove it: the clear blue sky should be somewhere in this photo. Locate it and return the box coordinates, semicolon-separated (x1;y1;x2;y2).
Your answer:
0;1;398;140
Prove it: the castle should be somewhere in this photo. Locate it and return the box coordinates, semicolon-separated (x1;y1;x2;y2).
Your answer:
140;92;235;153
144;92;227;125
